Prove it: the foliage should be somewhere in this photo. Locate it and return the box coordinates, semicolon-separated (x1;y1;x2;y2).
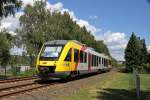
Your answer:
0;0;21;18
125;32;150;72
0;31;12;76
13;68;37;77
111;58;118;67
18;1;111;67
125;33;141;71
0;32;11;66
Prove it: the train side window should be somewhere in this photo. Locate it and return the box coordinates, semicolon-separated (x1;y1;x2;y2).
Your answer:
94;55;96;66
74;49;79;62
104;59;105;66
104;59;106;66
99;57;101;64
92;55;94;66
97;56;99;66
84;52;87;63
80;51;83;63
103;58;104;65
65;49;72;61
106;59;108;67
102;58;103;65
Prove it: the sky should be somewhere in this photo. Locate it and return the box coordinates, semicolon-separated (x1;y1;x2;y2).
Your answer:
0;0;150;61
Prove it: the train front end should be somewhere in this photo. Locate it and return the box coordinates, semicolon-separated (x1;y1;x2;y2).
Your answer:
36;41;70;80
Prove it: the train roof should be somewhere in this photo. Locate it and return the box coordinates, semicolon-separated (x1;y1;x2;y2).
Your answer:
45;40;84;45
45;40;68;45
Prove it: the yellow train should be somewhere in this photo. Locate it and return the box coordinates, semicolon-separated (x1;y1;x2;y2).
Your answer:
36;40;112;80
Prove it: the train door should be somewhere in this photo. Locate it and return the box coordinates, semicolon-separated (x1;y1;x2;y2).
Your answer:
88;53;91;72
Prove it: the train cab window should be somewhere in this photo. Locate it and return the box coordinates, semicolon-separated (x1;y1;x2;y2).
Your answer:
74;49;79;62
65;49;72;61
84;52;87;63
80;51;83;63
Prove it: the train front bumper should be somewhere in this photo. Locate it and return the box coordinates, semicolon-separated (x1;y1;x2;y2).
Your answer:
38;71;70;79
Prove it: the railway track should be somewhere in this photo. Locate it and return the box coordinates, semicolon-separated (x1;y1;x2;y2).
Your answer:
0;76;57;99
0;82;53;98
0;76;38;84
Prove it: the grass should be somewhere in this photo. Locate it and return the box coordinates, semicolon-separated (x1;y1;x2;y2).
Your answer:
0;68;37;79
16;68;37;77
54;72;150;100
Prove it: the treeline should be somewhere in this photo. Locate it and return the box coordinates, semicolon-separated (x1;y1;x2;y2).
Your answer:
17;2;110;67
125;33;150;73
0;1;111;71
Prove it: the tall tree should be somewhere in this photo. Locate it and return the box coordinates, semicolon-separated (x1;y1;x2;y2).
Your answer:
0;32;11;76
139;39;148;65
125;32;141;71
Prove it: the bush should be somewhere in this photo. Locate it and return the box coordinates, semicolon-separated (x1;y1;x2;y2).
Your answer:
117;67;129;73
140;64;150;73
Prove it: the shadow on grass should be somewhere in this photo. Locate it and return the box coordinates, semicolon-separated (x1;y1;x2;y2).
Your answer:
93;88;150;100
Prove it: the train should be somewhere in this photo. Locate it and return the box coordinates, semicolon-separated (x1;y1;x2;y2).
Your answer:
36;40;112;80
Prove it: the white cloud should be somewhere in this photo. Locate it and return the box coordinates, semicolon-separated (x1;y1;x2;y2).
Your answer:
46;2;63;11
10;46;25;55
103;31;127;50
0;12;24;34
147;46;150;50
21;0;43;7
21;0;34;7
96;31;128;61
77;19;101;34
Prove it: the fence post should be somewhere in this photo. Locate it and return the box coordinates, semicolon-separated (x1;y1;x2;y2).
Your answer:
133;68;141;100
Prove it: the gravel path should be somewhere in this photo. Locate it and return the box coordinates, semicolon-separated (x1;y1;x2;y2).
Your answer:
1;71;114;100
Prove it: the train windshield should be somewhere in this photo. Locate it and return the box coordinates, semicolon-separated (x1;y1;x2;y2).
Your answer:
40;45;63;60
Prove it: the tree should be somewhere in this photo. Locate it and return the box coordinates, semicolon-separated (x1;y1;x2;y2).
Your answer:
0;32;11;76
139;39;148;65
0;0;21;18
125;32;141;71
18;2;49;67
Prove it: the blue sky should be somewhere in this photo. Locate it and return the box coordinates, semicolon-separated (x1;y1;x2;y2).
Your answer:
49;0;150;42
1;0;150;60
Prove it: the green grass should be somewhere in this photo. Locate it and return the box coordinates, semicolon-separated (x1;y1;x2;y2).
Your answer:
0;68;37;79
54;72;150;100
140;74;150;91
16;69;37;77
140;74;150;100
